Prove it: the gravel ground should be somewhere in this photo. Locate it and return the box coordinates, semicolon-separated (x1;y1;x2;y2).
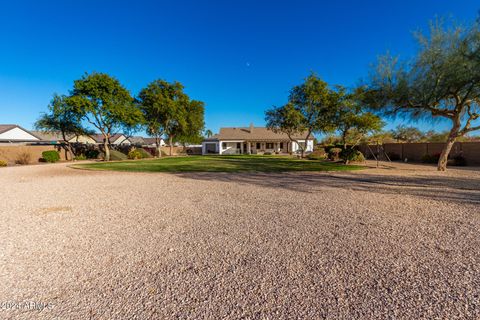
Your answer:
0;161;479;319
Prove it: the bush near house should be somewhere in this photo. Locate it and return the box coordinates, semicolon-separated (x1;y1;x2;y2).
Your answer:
41;150;60;163
85;149;100;159
327;148;342;161
340;149;365;163
0;160;7;167
307;148;327;160
128;149;142;160
74;154;87;160
15;152;31;165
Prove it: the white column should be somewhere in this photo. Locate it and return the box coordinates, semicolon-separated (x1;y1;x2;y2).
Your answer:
247;142;251;154
218;141;222;154
240;142;244;154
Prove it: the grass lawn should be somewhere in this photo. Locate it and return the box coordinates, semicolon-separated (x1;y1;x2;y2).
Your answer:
73;155;363;173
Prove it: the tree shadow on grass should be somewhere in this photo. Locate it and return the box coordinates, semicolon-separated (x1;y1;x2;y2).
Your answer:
173;170;480;205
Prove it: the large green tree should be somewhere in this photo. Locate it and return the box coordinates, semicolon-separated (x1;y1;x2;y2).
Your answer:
137;79;204;156
390;125;425;142
265;74;337;157
35;94;89;160
67;72;142;161
137;80;172;157
365;18;480;171
174;99;205;146
335;90;384;162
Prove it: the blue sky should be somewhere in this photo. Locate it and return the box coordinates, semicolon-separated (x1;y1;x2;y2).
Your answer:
0;0;478;135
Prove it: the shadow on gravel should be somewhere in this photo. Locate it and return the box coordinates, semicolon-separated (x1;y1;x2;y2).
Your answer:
174;171;480;205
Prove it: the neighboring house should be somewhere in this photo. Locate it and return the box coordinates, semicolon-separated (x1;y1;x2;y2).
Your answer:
202;124;314;155
67;134;97;144
33;131;133;145
92;134;131;145
129;136;145;146
142;137;166;147
31;131;65;144
0;125;41;143
31;131;97;144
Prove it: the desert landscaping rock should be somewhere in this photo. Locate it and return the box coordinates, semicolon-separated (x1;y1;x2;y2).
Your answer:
0;162;479;319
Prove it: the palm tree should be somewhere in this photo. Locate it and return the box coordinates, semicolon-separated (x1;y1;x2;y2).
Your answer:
205;129;213;138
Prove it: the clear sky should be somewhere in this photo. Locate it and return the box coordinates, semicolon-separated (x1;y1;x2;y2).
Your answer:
0;0;478;135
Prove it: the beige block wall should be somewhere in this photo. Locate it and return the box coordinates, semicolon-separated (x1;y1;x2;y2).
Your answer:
0;145;67;165
360;142;480;165
462;142;480;165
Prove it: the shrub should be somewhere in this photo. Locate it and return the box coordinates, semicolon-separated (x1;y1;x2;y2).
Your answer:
15;152;31;165
128;149;142;160
137;148;152;159
340;149;365;162
349;151;365;162
74;154;87;160
0;160;7;167
421;153;440;163
387;152;401;161
85;149;100;159
328;147;342;160
42;150;60;163
308;148;327;160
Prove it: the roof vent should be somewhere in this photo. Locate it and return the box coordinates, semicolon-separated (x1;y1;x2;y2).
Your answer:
249;123;254;133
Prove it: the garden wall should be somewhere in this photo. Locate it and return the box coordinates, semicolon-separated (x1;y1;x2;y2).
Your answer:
0;145;67;165
359;142;480;165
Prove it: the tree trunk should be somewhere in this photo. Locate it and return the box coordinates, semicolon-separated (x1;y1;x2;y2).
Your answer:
155;136;162;158
169;136;173;156
64;146;69;161
104;141;110;161
437;124;459;171
61;132;74;161
437;135;456;171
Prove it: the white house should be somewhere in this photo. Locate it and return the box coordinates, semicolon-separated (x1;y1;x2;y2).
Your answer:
141;137;166;147
0;125;41;143
202;124;314;155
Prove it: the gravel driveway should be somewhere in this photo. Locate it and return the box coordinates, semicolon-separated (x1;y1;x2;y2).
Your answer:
0;162;479;319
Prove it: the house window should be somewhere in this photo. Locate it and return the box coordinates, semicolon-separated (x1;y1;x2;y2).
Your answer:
222;142;227;149
256;143;260;149
280;142;284;149
266;143;274;149
237;142;241;149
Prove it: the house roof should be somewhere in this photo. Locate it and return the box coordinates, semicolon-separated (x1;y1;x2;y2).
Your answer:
0;124;17;135
30;131;68;142
142;137;161;145
0;124;42;141
92;134;129;143
129;136;145;145
205;126;314;141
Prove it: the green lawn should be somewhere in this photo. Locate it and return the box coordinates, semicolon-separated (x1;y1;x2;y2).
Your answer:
72;155;363;173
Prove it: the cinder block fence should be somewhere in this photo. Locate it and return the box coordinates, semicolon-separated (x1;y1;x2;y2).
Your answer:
359;142;480;165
